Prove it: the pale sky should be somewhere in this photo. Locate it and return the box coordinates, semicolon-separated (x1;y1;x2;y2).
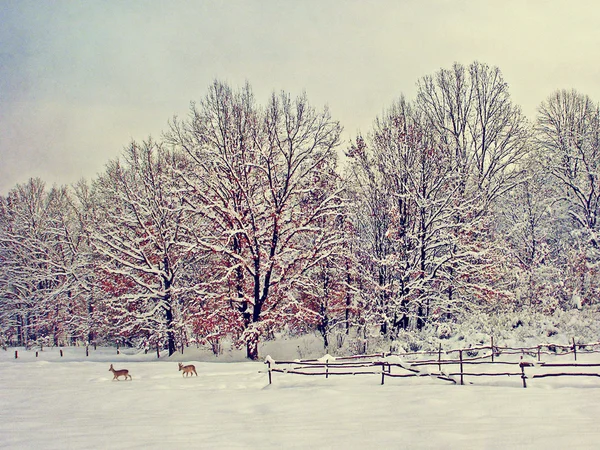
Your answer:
1;0;599;194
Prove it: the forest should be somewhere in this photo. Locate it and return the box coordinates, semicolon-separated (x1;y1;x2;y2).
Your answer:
1;61;599;360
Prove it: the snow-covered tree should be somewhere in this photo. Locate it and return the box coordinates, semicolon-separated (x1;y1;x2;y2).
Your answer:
536;89;600;307
495;160;564;311
90;140;196;355
294;212;358;350
346;98;468;335
0;179;89;346
415;61;529;312
167;81;344;359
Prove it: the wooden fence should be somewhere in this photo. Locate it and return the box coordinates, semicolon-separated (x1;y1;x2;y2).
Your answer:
264;340;600;388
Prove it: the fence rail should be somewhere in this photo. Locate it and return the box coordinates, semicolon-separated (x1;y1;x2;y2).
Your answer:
264;339;600;388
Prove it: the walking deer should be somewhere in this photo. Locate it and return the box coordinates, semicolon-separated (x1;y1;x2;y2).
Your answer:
109;364;132;380
178;362;198;377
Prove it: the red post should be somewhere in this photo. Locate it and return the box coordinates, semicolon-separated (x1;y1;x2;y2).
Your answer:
60;349;63;357
14;350;18;359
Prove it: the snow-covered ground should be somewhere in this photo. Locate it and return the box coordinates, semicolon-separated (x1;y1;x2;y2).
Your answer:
2;346;600;449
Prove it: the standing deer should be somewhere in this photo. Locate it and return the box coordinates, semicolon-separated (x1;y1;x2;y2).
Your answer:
178;362;198;377
109;364;132;380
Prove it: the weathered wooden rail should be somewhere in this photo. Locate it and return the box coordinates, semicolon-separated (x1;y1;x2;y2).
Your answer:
264;340;600;388
263;355;457;385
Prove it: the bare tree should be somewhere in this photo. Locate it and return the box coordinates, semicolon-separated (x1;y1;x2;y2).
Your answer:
415;61;530;309
417;61;530;205
537;89;600;246
0;179;88;346
496;158;565;310
346;97;468;335
167;81;344;359
536;89;600;306
90;140;195;355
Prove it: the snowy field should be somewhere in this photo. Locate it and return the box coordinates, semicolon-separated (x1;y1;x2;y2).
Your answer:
2;346;600;449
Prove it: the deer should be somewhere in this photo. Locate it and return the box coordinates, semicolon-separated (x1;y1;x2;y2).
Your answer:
109;364;132;380
178;362;198;377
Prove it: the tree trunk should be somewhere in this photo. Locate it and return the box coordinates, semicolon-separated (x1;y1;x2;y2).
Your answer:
246;336;259;360
345;270;352;335
16;313;24;347
165;304;176;356
163;267;176;357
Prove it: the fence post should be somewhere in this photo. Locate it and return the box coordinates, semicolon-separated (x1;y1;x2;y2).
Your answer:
381;363;385;385
520;363;527;388
325;359;329;379
459;350;464;386
86;346;89;357
573;337;577;361
36;351;38;358
438;344;442;372
267;360;272;385
537;345;541;362
60;349;63;357
491;337;494;362
14;350;18;359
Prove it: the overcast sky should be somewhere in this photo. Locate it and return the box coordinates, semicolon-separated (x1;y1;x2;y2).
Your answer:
1;0;599;194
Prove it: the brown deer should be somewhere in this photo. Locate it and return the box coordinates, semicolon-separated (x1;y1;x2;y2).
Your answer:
109;364;132;380
178;362;198;377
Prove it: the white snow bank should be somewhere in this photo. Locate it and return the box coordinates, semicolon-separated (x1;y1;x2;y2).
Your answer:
2;347;600;449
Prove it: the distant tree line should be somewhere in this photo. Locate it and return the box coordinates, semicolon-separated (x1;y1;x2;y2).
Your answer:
1;62;599;358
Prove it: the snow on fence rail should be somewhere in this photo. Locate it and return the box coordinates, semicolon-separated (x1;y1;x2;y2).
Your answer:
264;340;600;388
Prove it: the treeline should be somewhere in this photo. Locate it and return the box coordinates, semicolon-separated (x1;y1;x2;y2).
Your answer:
1;62;599;359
